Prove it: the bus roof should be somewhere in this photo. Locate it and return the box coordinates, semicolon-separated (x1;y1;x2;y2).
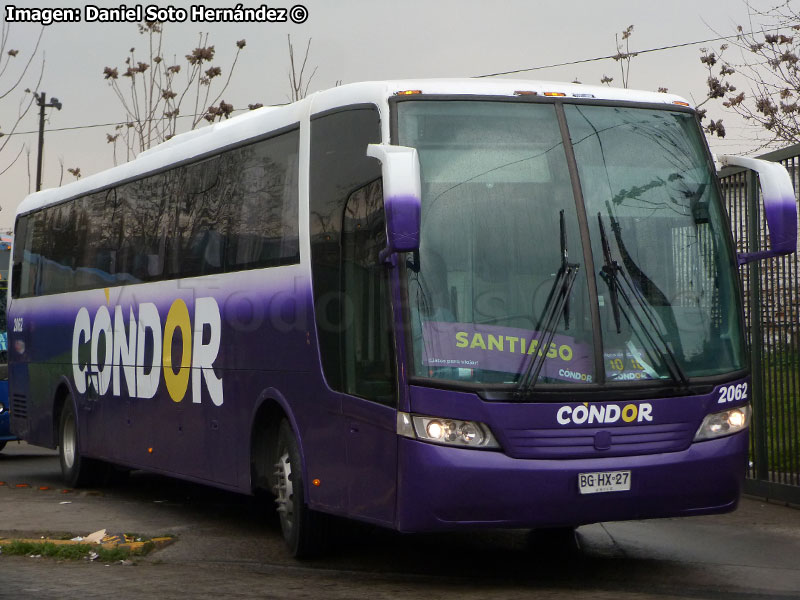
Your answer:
14;79;692;219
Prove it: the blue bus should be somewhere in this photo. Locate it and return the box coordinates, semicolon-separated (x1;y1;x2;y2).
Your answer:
0;237;12;452
8;80;796;556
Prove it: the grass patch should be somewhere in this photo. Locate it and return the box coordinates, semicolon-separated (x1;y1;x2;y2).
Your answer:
756;351;800;477
3;540;120;562
1;537;167;562
3;541;99;560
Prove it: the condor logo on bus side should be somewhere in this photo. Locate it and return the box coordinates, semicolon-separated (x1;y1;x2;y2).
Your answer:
71;298;223;406
556;402;653;425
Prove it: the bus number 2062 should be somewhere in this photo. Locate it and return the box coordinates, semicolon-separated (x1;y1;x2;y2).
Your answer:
718;383;748;404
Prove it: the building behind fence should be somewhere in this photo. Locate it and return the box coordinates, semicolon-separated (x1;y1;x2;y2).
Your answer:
720;145;800;505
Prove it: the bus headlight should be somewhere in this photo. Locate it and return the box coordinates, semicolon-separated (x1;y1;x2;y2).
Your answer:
693;405;751;441
397;412;499;449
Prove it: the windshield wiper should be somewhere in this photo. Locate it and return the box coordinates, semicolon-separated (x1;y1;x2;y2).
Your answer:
598;214;623;334
559;207;573;331
596;212;688;386
515;211;580;398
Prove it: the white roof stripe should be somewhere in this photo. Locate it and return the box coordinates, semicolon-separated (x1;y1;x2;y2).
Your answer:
15;79;690;218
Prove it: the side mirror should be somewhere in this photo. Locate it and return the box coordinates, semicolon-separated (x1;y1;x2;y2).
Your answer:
717;154;797;264
366;144;422;262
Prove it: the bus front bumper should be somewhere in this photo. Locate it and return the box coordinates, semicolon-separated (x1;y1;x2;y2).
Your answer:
395;431;747;532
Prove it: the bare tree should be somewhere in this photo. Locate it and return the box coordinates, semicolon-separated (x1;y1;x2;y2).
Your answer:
103;22;248;162
0;24;44;178
698;1;800;146
287;34;317;102
601;25;638;88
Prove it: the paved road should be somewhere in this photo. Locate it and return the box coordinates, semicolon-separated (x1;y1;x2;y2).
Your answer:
1;441;800;599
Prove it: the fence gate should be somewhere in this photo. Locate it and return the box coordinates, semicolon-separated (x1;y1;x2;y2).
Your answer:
720;144;800;506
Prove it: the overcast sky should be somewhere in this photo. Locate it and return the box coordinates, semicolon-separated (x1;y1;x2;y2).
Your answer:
0;0;780;229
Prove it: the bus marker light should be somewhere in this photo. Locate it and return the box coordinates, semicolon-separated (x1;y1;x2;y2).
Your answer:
312;479;321;487
672;101;690;107
514;91;538;96
396;412;414;438
148;447;154;454
544;92;567;97
395;90;422;95
573;93;595;98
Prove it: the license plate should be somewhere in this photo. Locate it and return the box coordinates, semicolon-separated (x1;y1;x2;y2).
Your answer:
578;470;631;494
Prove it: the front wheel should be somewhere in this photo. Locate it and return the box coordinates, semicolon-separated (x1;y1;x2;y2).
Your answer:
273;419;328;558
59;396;108;488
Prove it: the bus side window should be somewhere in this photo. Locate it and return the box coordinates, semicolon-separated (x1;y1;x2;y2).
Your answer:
309;106;385;395
11;215;29;299
342;179;395;404
226;131;300;271
169;156;224;278
123;174;171;282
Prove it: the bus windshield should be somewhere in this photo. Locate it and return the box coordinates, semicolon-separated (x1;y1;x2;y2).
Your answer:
397;100;745;389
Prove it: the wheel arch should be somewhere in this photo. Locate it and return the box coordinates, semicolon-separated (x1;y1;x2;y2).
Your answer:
51;376;77;449
249;388;304;495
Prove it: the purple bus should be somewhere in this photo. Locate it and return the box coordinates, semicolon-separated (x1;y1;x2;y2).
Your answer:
0;237;11;452
9;80;796;556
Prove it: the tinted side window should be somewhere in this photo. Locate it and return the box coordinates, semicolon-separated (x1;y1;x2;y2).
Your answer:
309;106;382;393
12;215;31;298
227;130;300;270
41;200;79;294
341;179;395;404
13;127;300;298
168;156;225;279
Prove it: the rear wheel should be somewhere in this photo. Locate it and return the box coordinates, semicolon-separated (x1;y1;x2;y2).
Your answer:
59;396;108;488
273;419;327;558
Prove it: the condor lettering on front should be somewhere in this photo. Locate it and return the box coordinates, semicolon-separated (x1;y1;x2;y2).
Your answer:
557;402;653;425
71;298;223;406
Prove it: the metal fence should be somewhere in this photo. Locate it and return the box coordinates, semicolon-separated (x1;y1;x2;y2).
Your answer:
720;144;800;506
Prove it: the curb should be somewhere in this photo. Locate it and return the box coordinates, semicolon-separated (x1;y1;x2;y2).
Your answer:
0;536;174;553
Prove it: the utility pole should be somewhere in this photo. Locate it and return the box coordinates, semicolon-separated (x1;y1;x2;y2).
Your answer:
35;91;62;192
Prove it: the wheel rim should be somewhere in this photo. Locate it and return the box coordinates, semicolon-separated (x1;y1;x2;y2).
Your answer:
274;449;295;530
62;411;76;470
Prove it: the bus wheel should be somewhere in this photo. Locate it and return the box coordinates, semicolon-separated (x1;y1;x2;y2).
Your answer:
273;419;327;558
59;396;107;488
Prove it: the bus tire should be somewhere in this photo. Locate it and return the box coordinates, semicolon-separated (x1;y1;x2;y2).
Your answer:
58;396;107;488
274;419;327;558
